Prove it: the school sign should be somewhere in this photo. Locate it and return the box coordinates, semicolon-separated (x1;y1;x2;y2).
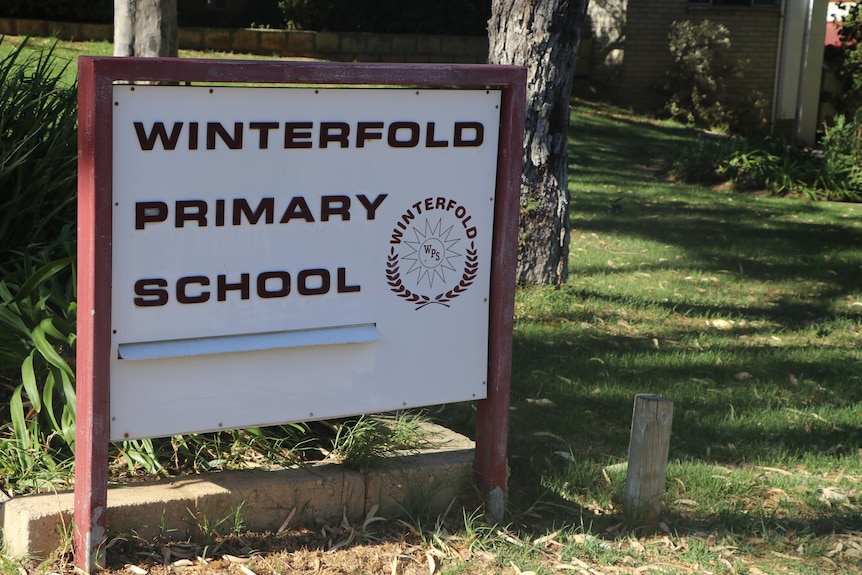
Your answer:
76;58;524;571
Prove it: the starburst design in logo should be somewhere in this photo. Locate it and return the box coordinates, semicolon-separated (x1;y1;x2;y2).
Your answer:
401;219;462;288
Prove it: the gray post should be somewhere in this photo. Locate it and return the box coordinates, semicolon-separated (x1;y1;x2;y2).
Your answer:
624;394;673;526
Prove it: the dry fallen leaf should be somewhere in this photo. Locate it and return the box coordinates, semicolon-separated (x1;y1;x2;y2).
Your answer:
819;487;849;505
770;551;803;561
707;319;734;330
717;557;736;574
474;550;496;562
526;397;556;407
124;565;148;575
534;529;563;546
826;541;844;557
757;466;792;476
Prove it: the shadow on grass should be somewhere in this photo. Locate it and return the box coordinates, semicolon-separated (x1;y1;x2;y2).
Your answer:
509;324;862;453
551;281;860;330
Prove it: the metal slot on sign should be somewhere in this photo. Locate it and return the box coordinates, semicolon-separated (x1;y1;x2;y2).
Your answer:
117;323;379;360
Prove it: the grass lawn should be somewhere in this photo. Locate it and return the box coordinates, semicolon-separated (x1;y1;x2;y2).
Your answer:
477;96;862;573
436;94;862;574
2;36;862;574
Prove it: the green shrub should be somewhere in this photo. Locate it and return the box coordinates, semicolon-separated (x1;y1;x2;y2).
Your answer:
662;20;767;136
670;136;740;184
0;37;78;267
834;3;862;114
721;138;819;196
671;111;862;202
178;0;285;29
662;20;733;129
0;0;111;23
280;0;490;36
817;109;862;201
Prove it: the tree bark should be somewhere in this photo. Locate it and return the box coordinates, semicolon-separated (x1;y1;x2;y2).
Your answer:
114;0;178;57
488;0;589;285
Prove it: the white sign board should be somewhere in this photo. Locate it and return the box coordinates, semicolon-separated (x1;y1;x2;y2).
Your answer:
110;85;501;440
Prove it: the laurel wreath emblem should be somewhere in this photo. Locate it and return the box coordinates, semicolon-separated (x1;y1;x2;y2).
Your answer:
387;242;478;310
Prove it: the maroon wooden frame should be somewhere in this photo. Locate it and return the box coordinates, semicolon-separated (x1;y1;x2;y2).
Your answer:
76;57;525;572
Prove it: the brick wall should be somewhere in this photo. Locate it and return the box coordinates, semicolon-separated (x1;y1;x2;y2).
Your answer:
589;1;782;115
178;27;489;63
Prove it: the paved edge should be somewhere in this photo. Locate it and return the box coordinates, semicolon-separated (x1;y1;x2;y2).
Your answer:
0;423;474;561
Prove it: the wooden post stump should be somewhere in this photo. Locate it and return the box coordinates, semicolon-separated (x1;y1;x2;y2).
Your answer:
624;394;673;526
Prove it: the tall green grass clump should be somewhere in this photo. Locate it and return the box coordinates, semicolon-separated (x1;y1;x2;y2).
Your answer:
0;37;77;261
0;37;78;494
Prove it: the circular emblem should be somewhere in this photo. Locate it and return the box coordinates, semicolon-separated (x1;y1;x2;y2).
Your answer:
386;197;479;310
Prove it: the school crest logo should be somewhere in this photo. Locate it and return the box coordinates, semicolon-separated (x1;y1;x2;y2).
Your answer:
386;197;478;310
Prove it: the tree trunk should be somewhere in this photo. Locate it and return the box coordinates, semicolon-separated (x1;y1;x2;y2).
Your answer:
488;0;589;285
114;0;178;57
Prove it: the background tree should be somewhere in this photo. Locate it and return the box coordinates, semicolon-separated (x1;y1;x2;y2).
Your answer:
488;0;590;285
114;0;178;57
836;2;862;114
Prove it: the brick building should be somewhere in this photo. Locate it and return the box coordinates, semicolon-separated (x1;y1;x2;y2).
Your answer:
587;0;829;143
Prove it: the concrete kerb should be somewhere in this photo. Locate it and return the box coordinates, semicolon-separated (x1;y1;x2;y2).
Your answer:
0;423;474;562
